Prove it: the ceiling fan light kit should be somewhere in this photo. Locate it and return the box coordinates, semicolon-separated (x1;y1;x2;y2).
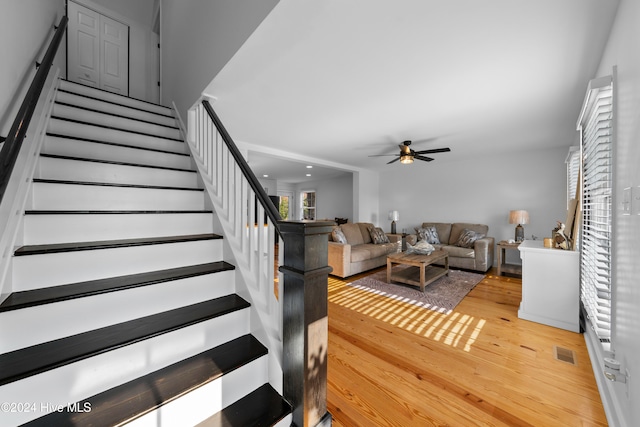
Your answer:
369;140;451;165
400;155;413;164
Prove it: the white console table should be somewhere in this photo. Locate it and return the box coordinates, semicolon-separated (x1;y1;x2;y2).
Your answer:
518;240;580;332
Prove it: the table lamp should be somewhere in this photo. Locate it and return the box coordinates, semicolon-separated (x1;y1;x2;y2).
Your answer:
388;210;399;234
509;210;529;242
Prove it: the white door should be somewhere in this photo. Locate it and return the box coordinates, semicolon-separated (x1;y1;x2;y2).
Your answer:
68;1;129;95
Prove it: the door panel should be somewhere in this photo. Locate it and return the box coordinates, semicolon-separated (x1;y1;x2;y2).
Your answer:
69;3;99;87
68;1;128;95
100;16;128;94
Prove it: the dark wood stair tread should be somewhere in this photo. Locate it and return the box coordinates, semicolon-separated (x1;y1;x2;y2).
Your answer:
57;88;175;119
32;177;203;191
54;100;180;130
23;335;272;427
46;132;190;156
14;233;222;256
40;153;196;173
198;384;292;427
0;261;234;313
51;116;183;142
0;295;250;386
24;209;213;215
59;80;174;117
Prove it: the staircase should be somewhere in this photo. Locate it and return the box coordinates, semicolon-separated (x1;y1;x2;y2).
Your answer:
0;80;291;426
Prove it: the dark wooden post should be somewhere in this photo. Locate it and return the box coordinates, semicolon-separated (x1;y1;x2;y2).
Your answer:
279;220;334;427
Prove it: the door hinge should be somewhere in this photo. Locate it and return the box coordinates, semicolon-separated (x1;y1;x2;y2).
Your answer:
157;81;160;87
157;43;160;49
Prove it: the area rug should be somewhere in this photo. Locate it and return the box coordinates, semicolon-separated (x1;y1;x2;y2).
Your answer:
347;267;485;314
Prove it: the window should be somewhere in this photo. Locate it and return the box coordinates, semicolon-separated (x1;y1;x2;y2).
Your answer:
301;191;316;220
577;75;613;344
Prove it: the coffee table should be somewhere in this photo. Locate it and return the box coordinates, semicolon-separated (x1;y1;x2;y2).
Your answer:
386;250;449;292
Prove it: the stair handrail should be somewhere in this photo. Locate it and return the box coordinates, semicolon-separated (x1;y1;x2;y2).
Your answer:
0;16;68;204
186;99;332;425
201;100;283;233
185;97;285;393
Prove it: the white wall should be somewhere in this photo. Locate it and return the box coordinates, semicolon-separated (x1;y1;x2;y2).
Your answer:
91;0;156;28
161;0;279;118
593;0;640;424
71;0;159;104
0;0;65;138
257;177;277;195
353;169;380;224
293;174;353;221
378;146;568;258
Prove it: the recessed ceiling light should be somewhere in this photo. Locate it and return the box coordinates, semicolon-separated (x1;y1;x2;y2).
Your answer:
263;174;269;178
306;174;311;177
306;165;313;169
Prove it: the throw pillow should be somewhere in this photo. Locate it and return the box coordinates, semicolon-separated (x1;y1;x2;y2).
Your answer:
415;226;440;244
455;229;485;248
332;228;347;244
406;240;435;255
368;226;390;244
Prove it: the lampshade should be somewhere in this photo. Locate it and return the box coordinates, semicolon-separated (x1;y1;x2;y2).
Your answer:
388;210;399;221
509;210;529;225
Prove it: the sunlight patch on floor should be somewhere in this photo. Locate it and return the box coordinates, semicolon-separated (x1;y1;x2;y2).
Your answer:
328;278;486;352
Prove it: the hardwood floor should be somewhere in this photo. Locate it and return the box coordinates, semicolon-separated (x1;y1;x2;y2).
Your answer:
326;267;607;426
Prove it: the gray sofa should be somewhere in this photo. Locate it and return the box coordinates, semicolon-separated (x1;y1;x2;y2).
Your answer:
406;222;494;272
328;222;401;278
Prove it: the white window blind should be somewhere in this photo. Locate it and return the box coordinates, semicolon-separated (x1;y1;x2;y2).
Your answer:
576;76;613;342
566;146;580;207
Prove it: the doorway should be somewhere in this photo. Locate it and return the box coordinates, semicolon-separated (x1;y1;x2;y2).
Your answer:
277;191;293;220
67;1;129;95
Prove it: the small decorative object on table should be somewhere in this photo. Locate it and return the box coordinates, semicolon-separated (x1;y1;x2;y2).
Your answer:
553;221;572;250
405;240;435;255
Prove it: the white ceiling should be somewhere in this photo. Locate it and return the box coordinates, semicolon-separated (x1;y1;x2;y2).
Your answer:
204;0;619;180
247;152;350;184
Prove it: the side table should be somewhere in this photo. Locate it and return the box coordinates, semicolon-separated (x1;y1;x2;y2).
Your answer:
497;241;522;277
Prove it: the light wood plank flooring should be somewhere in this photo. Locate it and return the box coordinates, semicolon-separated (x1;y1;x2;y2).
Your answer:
327;267;607;426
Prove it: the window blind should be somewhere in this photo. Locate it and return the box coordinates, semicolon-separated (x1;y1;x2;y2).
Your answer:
565;146;580;207
577;76;613;342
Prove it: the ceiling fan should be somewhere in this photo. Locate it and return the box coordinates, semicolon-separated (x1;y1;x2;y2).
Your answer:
369;140;451;164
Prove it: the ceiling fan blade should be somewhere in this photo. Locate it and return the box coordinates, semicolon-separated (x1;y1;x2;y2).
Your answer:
414;147;451;154
387;157;401;164
414;155;434;162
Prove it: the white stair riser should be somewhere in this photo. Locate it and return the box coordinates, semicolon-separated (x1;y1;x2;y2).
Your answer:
0;270;235;353
31;182;205;211
13;238;223;291
23;213;214;245
48;119;187;154
42;136;192;170
126;358;268;427
37;156;198;188
52;103;181;140
0;309;250;426
56;91;177;127
59;79;172;116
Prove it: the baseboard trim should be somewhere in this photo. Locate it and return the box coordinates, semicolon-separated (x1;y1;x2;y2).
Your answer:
584;324;628;427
